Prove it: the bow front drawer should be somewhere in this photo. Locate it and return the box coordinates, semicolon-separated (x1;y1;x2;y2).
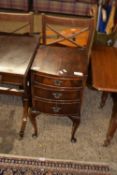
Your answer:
33;97;80;115
32;73;83;88
32;85;82;100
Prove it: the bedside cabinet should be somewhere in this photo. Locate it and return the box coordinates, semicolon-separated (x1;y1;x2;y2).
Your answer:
30;46;88;142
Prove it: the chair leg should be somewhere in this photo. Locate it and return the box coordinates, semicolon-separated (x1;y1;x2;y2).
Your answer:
100;91;109;108
19;98;29;138
103;94;117;146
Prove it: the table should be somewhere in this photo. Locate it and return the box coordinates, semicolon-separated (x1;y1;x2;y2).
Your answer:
91;44;117;146
30;46;88;142
0;33;39;137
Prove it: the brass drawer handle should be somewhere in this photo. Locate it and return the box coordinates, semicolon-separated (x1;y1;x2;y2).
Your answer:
52;106;61;113
54;79;62;86
52;92;62;99
0;75;2;83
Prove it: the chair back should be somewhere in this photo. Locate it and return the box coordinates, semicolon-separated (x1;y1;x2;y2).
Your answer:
41;14;95;57
0;12;34;34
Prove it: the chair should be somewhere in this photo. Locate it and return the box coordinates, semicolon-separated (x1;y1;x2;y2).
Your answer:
29;14;95;142
41;14;95;58
0;12;34;34
0;12;39;138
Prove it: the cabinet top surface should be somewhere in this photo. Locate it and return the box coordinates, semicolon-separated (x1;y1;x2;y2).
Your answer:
0;34;39;75
31;46;88;77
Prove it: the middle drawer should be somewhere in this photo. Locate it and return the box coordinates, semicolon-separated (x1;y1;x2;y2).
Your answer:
32;84;82;101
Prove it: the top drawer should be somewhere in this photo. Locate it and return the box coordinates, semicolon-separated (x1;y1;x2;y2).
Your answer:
32;72;83;88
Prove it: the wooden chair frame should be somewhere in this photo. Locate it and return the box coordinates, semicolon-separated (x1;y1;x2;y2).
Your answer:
0;12;34;34
42;14;95;58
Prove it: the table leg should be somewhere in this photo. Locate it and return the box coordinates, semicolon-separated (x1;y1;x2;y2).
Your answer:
100;91;109;108
103;93;117;146
19;98;29;138
68;116;80;143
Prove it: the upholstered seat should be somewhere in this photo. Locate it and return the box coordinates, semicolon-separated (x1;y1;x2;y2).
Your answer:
33;0;97;16
0;0;29;11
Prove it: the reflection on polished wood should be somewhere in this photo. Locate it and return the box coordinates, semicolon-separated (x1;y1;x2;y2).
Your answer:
0;34;39;75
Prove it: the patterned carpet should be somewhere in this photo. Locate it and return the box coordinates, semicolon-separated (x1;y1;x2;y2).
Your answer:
0;154;111;175
0;88;117;174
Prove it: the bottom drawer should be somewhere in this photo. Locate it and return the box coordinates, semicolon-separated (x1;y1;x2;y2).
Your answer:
33;98;80;115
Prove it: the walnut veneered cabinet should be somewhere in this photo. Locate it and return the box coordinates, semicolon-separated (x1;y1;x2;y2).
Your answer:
30;46;88;142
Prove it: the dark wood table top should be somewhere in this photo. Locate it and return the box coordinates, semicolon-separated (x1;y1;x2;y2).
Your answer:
0;34;39;75
91;44;117;92
31;46;88;77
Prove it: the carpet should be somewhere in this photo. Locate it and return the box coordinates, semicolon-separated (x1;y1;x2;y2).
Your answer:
0;154;111;175
0;88;116;173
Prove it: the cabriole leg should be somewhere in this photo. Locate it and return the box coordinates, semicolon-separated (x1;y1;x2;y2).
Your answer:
68;116;80;143
19;98;29;138
103;95;117;146
100;92;109;108
29;108;39;137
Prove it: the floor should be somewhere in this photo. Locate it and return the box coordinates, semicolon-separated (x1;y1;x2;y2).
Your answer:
0;88;117;174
